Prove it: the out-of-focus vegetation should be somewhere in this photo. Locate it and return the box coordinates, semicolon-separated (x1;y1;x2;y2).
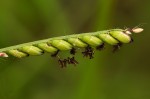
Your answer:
0;0;150;99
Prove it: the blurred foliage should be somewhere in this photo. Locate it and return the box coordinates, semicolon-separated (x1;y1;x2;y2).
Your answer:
0;0;150;99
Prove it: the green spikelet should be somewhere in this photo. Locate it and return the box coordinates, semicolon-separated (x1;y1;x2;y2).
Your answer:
37;43;58;54
110;31;131;43
6;50;28;58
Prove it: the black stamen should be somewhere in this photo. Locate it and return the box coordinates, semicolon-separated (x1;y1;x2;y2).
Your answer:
51;50;59;57
70;48;76;55
58;56;79;68
58;58;67;68
82;46;94;59
63;59;68;67
68;57;78;66
130;37;134;43
96;43;105;50
112;43;122;53
58;59;64;68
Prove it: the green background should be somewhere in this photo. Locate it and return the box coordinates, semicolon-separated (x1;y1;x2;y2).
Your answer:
0;0;150;99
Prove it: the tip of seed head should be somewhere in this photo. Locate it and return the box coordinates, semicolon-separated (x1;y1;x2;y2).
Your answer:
132;28;144;33
0;52;8;57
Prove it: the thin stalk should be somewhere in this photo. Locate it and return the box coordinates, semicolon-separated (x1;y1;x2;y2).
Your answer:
0;29;111;52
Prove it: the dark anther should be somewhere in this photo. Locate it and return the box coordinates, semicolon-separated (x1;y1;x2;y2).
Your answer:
63;59;68;67
58;56;78;68
67;57;78;66
82;46;94;59
70;48;76;55
58;58;67;68
130;37;134;43
96;43;105;50
26;53;30;57
51;50;59;57
112;43;122;53
41;51;45;54
58;59;63;68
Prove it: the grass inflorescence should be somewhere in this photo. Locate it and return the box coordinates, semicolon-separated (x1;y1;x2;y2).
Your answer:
0;27;143;67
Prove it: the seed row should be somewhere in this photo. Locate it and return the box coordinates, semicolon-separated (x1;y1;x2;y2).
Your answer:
3;30;132;58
